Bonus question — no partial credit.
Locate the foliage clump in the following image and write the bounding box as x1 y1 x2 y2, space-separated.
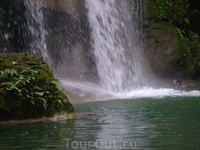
147 0 194 26
0 53 74 121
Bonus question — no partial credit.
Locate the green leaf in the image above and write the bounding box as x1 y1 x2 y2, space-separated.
43 103 47 109
35 92 44 96
57 100 63 105
30 100 35 105
33 86 42 91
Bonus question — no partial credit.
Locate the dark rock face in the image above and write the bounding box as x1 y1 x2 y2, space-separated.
0 0 30 53
0 53 74 121
144 21 183 78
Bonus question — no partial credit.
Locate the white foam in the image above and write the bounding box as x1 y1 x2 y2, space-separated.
114 87 200 99
61 80 200 100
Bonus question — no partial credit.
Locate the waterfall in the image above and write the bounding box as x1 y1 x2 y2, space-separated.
24 0 152 93
0 0 199 101
24 0 94 83
86 0 151 92
24 0 49 62
0 0 152 96
1 0 200 101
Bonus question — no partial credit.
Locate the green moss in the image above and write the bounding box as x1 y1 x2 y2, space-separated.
0 53 74 121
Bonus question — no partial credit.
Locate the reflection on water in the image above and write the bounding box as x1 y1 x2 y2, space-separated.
0 97 200 149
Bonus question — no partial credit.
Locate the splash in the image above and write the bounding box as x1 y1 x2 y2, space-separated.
115 87 200 99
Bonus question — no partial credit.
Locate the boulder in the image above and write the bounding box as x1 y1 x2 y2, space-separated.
0 53 74 121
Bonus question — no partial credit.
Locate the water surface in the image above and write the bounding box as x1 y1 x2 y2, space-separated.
0 97 200 149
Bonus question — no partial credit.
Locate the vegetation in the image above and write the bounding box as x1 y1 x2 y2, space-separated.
0 53 74 121
146 0 200 78
147 0 193 25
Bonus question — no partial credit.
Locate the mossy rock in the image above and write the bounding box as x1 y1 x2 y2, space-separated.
0 53 74 121
0 52 49 72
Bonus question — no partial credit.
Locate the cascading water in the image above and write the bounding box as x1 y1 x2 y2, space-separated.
24 0 95 83
24 0 49 62
61 0 200 100
1 0 200 101
24 0 151 92
86 0 151 92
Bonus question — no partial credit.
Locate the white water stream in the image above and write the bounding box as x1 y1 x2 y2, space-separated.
86 0 150 92
24 0 49 62
24 0 200 101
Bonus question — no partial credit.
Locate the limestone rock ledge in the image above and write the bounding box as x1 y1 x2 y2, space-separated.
0 53 74 122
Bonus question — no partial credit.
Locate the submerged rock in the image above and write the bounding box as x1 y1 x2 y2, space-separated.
0 53 74 121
